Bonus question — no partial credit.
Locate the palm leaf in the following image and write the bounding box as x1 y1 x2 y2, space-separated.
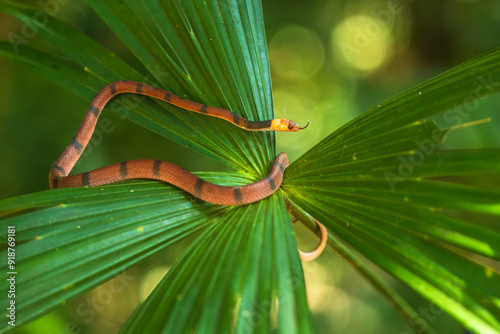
0 0 311 333
284 49 500 333
120 195 311 334
0 175 311 333
0 0 274 172
0 0 499 333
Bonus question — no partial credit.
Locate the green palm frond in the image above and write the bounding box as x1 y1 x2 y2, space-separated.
0 0 499 333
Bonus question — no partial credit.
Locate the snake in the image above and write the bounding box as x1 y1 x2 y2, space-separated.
49 80 327 261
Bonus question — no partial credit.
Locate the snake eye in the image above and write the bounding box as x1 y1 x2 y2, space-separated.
288 123 294 130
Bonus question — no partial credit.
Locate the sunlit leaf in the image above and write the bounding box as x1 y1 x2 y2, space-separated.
0 0 275 173
284 49 500 333
0 0 311 333
1 0 499 333
121 195 312 334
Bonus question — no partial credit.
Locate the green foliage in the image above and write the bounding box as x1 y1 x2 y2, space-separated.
0 0 499 333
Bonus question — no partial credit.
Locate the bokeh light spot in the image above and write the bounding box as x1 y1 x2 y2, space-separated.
332 15 393 72
269 25 325 81
140 266 170 301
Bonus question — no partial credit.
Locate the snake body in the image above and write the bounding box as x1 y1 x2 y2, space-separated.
51 156 289 206
49 81 326 260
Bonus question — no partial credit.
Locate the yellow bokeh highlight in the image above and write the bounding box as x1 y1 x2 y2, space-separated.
139 266 170 301
332 15 393 72
269 25 325 81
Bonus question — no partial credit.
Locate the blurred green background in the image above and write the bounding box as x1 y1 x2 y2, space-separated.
1 0 499 333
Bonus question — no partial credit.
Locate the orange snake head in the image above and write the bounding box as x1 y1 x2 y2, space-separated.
271 119 309 131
